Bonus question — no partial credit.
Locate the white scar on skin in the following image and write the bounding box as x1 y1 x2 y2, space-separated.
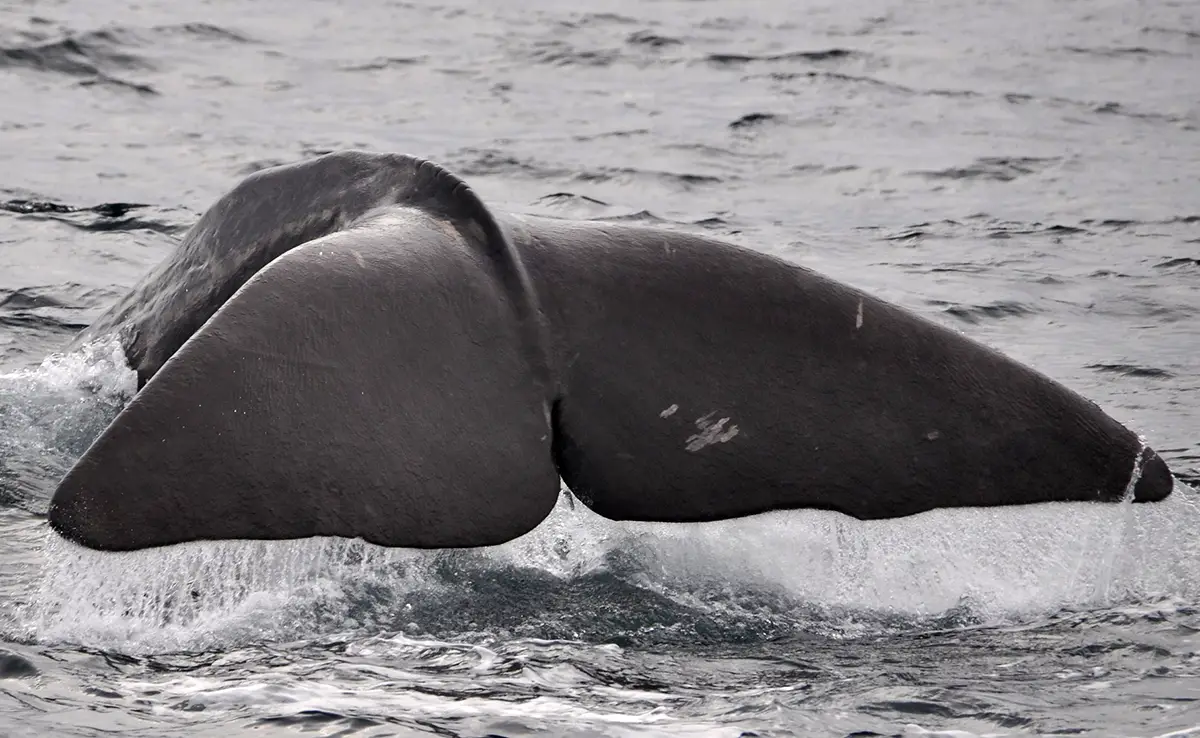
686 412 740 452
856 299 864 329
660 404 679 418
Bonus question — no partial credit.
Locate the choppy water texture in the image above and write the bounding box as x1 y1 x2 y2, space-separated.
0 0 1198 735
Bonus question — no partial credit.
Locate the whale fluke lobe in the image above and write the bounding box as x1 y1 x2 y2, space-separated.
516 217 1172 523
50 210 560 551
47 151 1174 552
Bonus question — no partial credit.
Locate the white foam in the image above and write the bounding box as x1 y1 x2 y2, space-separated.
26 478 1200 651
0 336 136 397
117 671 729 737
0 337 137 506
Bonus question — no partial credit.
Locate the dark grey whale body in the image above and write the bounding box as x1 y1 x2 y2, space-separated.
47 151 1175 551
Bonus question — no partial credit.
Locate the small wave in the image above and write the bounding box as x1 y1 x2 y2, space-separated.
661 142 773 163
1 284 121 313
592 210 666 225
1142 26 1200 41
575 167 723 190
768 70 980 100
0 650 37 678
570 128 651 143
447 149 570 179
871 218 1093 244
1 200 143 217
929 299 1038 324
1093 101 1191 125
1155 257 1200 270
1041 223 1088 235
981 222 1090 240
1089 295 1197 322
0 22 251 94
1081 218 1138 228
77 75 158 95
692 216 730 229
528 41 621 67
626 30 682 49
528 192 623 220
883 229 928 242
1 198 185 235
1064 45 1182 58
0 286 113 338
0 289 66 311
0 314 88 333
860 699 1029 727
133 645 736 737
928 264 991 275
535 192 609 207
913 157 1061 183
561 12 639 28
705 48 859 65
0 29 150 76
792 163 860 177
1086 364 1175 379
154 22 255 44
256 712 380 731
0 26 161 94
338 56 425 72
729 112 781 130
1002 90 1194 127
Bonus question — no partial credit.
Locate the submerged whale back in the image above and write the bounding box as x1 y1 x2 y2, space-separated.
47 151 1173 552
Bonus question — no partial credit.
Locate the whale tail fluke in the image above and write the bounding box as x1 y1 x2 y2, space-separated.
46 151 1173 552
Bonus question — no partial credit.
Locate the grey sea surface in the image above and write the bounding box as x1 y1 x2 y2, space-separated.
1 0 1198 735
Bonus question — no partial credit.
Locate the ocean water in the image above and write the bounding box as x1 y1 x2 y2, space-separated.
1 0 1198 735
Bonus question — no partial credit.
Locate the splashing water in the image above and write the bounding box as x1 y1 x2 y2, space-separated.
0 337 136 510
28 481 1200 653
3 344 1198 654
